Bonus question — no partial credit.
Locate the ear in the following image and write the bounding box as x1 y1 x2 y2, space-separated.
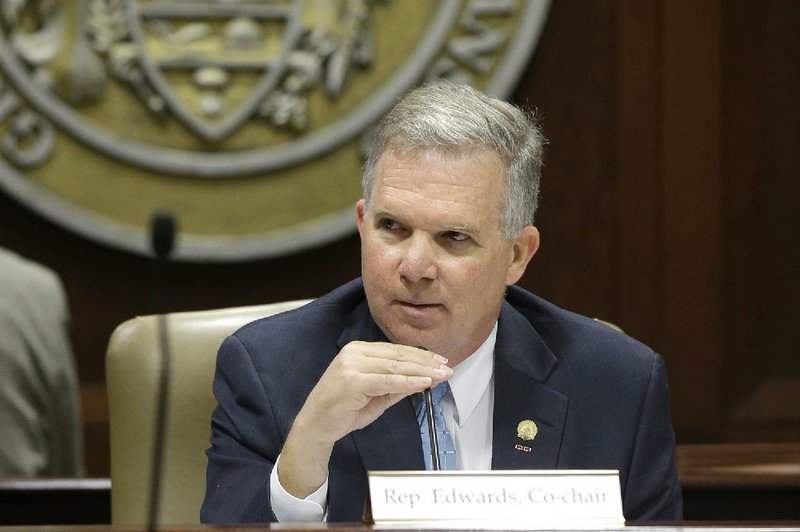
505 225 540 285
355 199 367 238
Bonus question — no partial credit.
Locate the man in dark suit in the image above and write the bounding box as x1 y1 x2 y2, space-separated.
201 81 682 524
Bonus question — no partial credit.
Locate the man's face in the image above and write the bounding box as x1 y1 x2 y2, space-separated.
356 149 539 365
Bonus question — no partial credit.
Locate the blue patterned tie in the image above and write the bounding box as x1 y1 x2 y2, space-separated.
417 382 458 470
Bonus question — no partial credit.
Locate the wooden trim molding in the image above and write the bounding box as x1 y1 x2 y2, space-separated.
677 443 800 488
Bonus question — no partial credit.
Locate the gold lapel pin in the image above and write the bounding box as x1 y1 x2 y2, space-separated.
516 419 538 441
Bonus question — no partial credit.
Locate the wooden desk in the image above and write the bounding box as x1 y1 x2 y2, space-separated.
2 443 798 526
0 478 110 526
677 443 800 521
677 443 800 488
1 524 800 531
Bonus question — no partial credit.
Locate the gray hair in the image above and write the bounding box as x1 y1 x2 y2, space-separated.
362 80 546 239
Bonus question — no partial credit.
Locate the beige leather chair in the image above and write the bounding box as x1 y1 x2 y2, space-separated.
106 299 311 526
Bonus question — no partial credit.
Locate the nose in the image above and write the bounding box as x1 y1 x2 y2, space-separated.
398 234 438 283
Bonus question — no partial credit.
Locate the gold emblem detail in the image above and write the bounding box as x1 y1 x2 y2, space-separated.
516 420 538 441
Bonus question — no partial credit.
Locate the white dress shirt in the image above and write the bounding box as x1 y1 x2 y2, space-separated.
270 324 498 522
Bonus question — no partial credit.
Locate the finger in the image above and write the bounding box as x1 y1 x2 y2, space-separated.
359 390 421 423
352 356 452 379
360 373 434 397
348 341 448 367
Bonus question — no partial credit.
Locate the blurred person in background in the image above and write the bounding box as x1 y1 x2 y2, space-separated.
0 247 84 477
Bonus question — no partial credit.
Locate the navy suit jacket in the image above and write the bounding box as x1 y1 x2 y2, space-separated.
201 279 682 524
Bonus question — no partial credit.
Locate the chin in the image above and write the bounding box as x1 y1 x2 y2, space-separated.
383 324 439 349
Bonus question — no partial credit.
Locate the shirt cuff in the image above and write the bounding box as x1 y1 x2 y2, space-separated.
269 453 328 522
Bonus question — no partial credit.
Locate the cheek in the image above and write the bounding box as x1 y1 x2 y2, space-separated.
456 259 511 301
361 240 395 280
448 261 492 296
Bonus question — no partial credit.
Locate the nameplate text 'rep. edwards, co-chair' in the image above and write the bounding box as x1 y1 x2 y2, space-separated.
106 299 311 526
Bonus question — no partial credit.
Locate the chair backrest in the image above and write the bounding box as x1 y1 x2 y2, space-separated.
106 299 311 526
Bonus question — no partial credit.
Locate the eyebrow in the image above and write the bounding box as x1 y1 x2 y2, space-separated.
444 223 478 235
373 207 398 219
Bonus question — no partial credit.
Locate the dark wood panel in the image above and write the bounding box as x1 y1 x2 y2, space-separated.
722 0 800 440
723 0 768 435
659 0 727 441
512 0 619 320
615 0 662 344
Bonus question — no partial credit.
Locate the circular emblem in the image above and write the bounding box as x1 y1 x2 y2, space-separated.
516 419 538 441
0 0 550 261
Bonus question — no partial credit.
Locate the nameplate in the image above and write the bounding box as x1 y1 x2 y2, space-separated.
367 470 624 529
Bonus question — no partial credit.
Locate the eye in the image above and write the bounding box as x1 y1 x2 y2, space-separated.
379 218 402 231
444 230 469 242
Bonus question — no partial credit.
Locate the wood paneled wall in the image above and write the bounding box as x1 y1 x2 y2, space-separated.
0 0 797 476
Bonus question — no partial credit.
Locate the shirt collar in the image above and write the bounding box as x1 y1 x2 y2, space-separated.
448 322 497 428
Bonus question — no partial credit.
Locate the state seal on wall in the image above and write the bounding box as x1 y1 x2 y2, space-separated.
0 0 550 261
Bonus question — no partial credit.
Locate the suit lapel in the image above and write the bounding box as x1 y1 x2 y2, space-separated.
352 399 424 471
491 302 568 470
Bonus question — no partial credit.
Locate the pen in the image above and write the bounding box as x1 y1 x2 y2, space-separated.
424 387 441 470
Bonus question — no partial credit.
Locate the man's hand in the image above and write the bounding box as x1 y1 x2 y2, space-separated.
278 341 452 498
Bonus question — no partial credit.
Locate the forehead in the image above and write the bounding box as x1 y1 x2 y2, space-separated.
373 148 506 194
370 148 506 227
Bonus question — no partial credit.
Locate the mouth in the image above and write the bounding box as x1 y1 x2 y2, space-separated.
395 300 444 313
